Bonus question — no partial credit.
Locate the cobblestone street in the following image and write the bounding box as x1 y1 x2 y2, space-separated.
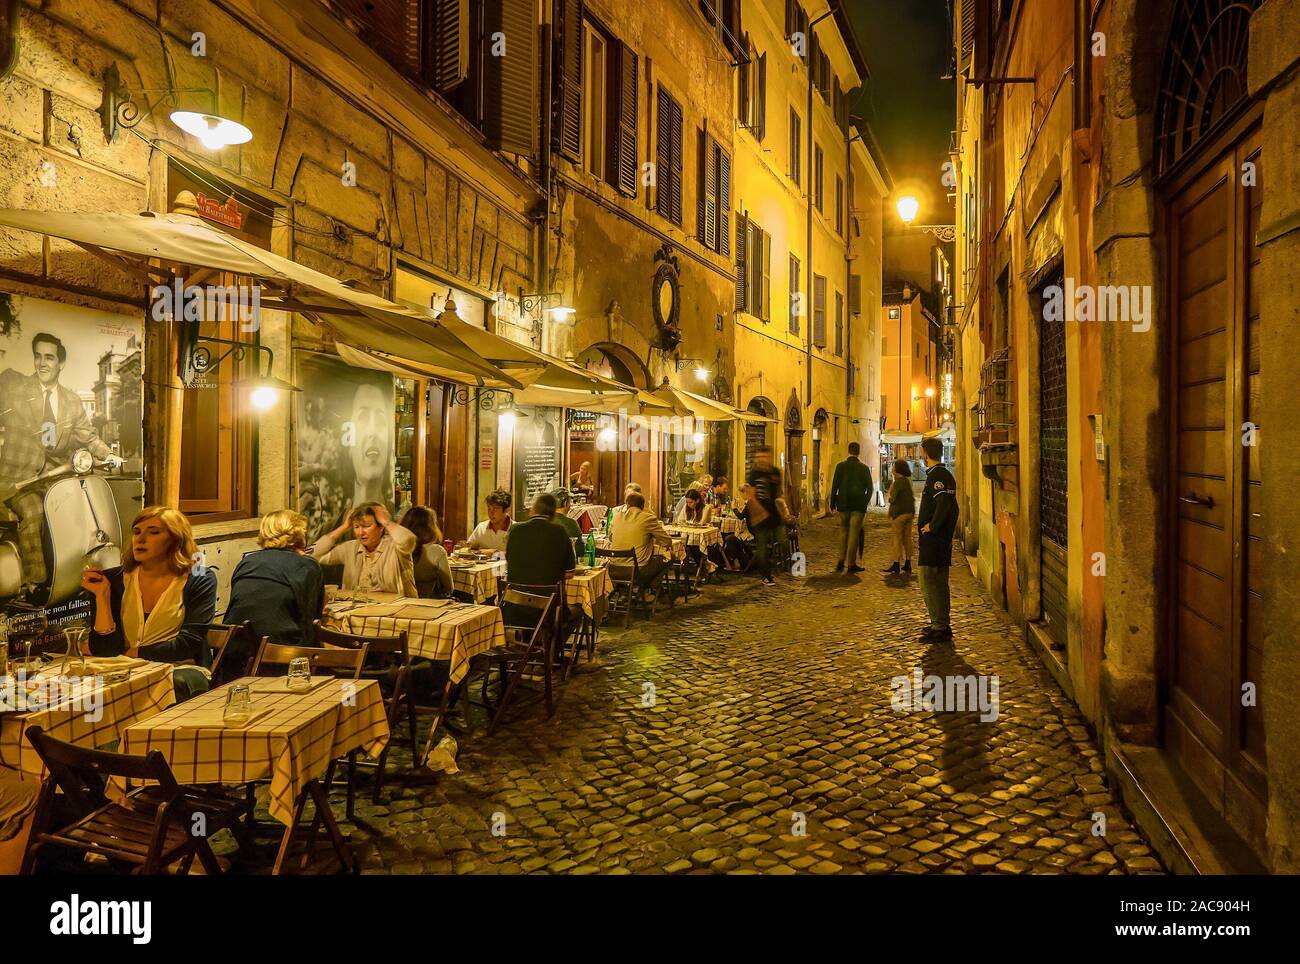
337 513 1163 875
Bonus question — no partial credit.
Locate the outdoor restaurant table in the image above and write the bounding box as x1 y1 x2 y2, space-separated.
595 535 687 562
665 523 722 550
568 504 608 533
117 675 389 873
450 557 507 602
323 596 505 685
0 657 174 779
566 565 613 619
718 515 752 539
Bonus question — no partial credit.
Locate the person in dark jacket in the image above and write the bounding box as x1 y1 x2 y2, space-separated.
745 447 785 586
80 506 217 701
883 459 916 575
916 437 958 643
829 441 874 573
504 492 576 628
224 509 325 666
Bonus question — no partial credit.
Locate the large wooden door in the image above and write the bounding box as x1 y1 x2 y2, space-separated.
1166 121 1265 840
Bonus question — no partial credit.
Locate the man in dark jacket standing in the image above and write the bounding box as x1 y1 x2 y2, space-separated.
745 446 785 586
829 441 873 573
916 437 958 644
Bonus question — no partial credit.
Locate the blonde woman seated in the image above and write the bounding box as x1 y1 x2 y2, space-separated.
224 509 324 649
310 502 417 597
81 506 217 701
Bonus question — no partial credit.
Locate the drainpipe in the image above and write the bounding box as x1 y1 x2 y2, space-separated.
806 8 834 409
1 0 20 81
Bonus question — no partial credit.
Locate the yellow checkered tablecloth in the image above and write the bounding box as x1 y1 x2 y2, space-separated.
1 658 174 779
718 515 752 539
666 524 722 549
118 677 389 826
451 559 507 602
324 598 505 683
566 567 612 619
594 536 686 562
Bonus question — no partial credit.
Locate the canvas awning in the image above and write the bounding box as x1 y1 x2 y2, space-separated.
0 208 521 388
881 431 923 445
648 383 775 423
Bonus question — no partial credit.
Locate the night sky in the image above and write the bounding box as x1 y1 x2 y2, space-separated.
843 0 956 220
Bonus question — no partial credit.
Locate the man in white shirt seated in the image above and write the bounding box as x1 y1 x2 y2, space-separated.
467 489 512 553
608 491 673 587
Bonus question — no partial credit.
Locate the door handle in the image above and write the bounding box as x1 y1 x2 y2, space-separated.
1180 492 1215 509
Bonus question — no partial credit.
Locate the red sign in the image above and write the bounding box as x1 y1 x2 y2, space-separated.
194 192 244 229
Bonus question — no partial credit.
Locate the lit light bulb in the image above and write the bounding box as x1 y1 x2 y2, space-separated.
597 427 617 445
896 195 920 225
925 387 936 397
170 111 253 150
693 432 706 445
694 367 710 383
498 411 516 432
250 385 278 411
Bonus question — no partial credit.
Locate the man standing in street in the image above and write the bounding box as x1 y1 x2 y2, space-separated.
916 436 958 644
829 441 873 573
745 446 785 587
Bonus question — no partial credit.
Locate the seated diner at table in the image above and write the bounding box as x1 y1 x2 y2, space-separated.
401 504 454 598
708 476 730 509
608 491 673 588
673 487 714 526
310 501 417 597
224 509 324 652
467 489 512 552
504 492 577 627
81 506 217 702
569 460 595 495
551 488 584 545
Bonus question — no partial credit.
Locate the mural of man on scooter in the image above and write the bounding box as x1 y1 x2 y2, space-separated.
0 329 126 607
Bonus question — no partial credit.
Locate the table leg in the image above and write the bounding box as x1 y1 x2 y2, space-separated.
271 788 310 875
307 778 358 874
420 680 454 767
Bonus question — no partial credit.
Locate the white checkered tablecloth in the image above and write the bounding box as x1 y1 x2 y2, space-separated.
718 515 752 540
666 524 722 550
566 567 612 619
451 559 507 602
1 658 175 779
324 597 506 684
117 677 389 826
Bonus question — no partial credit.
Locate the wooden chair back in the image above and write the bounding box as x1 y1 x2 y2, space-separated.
24 725 179 815
252 639 368 679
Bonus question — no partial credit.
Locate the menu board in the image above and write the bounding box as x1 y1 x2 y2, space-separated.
513 406 562 508
569 410 598 442
744 421 768 473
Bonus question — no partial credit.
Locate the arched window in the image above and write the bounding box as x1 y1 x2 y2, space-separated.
1154 0 1261 176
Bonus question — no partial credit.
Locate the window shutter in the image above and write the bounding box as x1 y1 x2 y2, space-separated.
809 29 818 71
814 275 827 346
669 95 684 225
959 0 976 71
724 0 742 59
614 42 638 198
849 273 862 314
696 128 708 245
699 0 718 25
761 230 772 322
835 291 844 355
749 222 762 318
483 0 538 155
756 53 767 140
427 0 469 89
555 0 583 161
785 0 794 39
656 87 672 220
738 43 750 128
705 137 718 250
735 212 748 311
718 149 731 259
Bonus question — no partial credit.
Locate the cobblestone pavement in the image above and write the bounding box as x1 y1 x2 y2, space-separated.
324 512 1164 875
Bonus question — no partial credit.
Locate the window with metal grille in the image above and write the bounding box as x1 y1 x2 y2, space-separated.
789 109 801 185
1038 274 1069 549
788 254 800 334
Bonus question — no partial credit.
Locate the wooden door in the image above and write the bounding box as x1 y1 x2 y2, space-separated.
1166 121 1265 836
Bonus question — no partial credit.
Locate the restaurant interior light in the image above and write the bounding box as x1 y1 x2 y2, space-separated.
498 411 516 432
896 195 920 225
549 305 575 321
170 111 253 150
925 387 936 397
239 373 299 412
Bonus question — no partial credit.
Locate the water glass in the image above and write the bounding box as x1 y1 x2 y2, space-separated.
224 683 252 723
287 656 312 691
324 585 340 606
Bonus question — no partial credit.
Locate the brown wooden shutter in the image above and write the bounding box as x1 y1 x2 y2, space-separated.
959 0 976 71
724 0 742 59
761 229 771 322
814 274 827 346
613 41 638 197
700 0 718 25
656 87 672 220
333 0 420 74
737 47 750 127
734 212 748 311
718 149 731 259
696 128 708 245
483 0 538 155
428 0 469 90
669 95 684 225
756 52 766 140
785 0 794 38
849 273 862 314
705 137 718 249
555 0 583 161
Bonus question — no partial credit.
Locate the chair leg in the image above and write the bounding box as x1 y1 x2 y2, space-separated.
272 789 311 876
194 837 224 876
542 633 554 719
307 779 356 874
348 749 359 816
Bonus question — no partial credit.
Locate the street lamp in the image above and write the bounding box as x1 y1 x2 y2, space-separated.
896 195 920 225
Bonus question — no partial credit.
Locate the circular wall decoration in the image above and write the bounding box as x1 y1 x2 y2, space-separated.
651 247 682 352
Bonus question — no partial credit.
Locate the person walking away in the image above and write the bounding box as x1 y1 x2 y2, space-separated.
829 441 873 573
916 437 958 643
745 446 785 587
882 460 916 574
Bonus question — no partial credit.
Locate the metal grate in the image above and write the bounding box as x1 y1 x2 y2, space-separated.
1154 0 1261 176
977 347 1015 435
1038 289 1069 549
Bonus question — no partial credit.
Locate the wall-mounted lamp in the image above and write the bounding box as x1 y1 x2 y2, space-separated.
496 287 572 320
177 325 297 410
100 62 252 150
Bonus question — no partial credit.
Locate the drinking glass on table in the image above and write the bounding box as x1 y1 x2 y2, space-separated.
287 656 312 691
224 683 252 723
62 625 89 676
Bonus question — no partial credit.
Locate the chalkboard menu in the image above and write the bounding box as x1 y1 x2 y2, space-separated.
513 406 563 506
744 421 768 473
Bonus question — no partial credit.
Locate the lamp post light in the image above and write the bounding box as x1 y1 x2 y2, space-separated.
896 195 920 225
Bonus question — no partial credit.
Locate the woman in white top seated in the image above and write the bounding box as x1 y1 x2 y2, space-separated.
467 489 512 552
400 505 453 598
673 487 714 525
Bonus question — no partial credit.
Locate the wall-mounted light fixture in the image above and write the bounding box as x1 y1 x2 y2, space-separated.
177 326 296 410
100 62 252 150
495 287 573 320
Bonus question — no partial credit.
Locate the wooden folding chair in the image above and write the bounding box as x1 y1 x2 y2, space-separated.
198 622 254 685
313 622 415 806
20 726 245 876
487 587 559 735
597 547 668 625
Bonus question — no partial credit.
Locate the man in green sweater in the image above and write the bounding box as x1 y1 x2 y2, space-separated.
829 441 874 573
